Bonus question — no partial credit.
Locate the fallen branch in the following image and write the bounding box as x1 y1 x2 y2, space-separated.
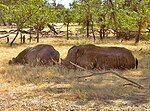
0 30 8 34
9 29 17 34
0 34 9 43
122 83 141 88
0 34 9 39
70 62 144 89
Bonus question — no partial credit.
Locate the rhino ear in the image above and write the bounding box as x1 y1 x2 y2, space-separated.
60 58 63 62
76 48 84 58
76 49 80 58
8 60 12 64
12 57 16 60
68 45 77 53
60 58 64 64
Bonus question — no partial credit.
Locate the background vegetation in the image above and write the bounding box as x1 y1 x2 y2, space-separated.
0 0 150 44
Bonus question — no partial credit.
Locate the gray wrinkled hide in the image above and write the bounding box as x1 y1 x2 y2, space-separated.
9 44 60 65
62 44 137 70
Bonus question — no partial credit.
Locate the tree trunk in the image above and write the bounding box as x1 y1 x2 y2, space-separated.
10 31 19 46
102 28 105 38
90 15 95 41
86 2 90 38
29 27 32 42
100 28 103 39
6 37 9 43
86 19 90 38
108 0 119 39
135 1 143 44
20 33 23 43
115 29 119 39
23 35 25 44
29 34 32 42
102 24 106 38
37 29 39 43
135 21 142 44
67 23 69 40
100 24 105 39
10 30 19 46
0 16 6 26
91 26 95 41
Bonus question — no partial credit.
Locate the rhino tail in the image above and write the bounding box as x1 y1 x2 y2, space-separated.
136 58 138 69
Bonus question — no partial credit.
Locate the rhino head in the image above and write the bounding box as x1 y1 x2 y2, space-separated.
8 57 17 64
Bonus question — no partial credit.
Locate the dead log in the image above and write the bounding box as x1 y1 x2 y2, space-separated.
47 24 58 35
0 34 9 43
70 62 144 89
20 29 35 34
9 29 17 34
0 30 8 34
0 34 9 39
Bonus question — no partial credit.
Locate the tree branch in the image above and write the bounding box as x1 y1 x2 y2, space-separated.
70 62 144 89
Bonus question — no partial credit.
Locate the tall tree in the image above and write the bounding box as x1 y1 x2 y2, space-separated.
63 9 74 40
0 3 8 25
3 0 54 45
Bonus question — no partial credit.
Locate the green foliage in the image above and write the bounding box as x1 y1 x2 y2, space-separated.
3 0 55 29
1 0 149 42
63 9 73 25
0 4 8 9
28 0 53 29
4 0 35 28
118 9 138 30
117 0 150 31
142 33 150 40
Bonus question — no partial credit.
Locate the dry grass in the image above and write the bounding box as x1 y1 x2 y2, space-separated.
0 26 150 110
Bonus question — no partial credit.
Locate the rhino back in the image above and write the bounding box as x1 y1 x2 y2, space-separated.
95 47 136 70
37 46 60 64
25 44 59 65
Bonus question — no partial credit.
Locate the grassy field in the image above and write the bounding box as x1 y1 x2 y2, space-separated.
0 26 150 110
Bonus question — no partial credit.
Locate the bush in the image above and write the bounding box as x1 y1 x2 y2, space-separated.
142 33 150 40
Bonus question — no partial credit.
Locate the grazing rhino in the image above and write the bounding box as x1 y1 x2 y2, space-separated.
8 47 32 64
61 44 138 70
9 44 60 65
